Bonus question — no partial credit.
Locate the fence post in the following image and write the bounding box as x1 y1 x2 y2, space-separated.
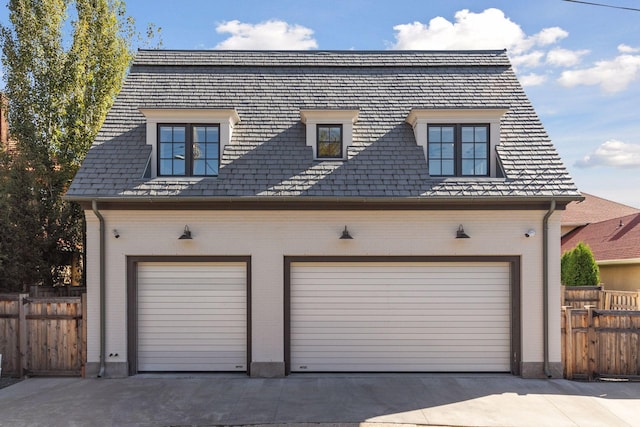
17 293 28 379
585 305 597 381
81 293 87 378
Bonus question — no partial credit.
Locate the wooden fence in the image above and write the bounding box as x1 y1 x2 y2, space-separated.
562 286 639 310
562 306 640 380
0 294 86 377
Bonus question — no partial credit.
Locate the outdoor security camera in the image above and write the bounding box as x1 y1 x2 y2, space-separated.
113 229 120 239
525 229 536 238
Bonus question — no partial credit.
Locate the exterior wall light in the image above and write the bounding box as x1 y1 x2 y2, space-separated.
456 224 470 239
179 225 192 240
339 225 353 240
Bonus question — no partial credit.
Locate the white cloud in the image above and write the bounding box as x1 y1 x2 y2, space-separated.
618 44 640 53
519 73 548 87
215 20 317 50
558 54 640 93
392 8 567 55
575 140 640 168
510 51 545 68
546 48 589 67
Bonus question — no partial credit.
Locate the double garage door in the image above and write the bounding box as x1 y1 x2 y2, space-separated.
289 261 512 372
136 261 247 372
134 259 513 373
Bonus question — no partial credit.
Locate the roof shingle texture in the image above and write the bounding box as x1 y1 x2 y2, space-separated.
67 50 580 200
562 213 640 261
562 193 640 226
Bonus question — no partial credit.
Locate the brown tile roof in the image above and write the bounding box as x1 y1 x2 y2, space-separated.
561 212 640 261
561 192 640 226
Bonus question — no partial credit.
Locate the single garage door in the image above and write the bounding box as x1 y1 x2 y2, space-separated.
290 261 511 372
137 261 247 372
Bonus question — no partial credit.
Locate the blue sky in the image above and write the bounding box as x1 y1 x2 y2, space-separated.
2 0 640 207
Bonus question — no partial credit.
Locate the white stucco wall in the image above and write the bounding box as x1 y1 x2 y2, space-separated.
84 208 562 374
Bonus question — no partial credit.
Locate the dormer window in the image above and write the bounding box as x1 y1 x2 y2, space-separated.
317 124 342 159
406 109 506 178
158 124 219 176
301 110 358 160
140 109 239 178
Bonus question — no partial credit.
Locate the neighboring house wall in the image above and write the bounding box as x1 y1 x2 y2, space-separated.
599 263 640 292
84 208 563 378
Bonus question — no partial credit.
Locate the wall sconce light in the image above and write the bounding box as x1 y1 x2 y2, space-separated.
112 229 120 239
456 224 470 239
339 225 353 240
178 225 192 240
525 229 536 238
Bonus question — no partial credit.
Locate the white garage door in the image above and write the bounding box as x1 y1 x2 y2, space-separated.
290 262 511 372
137 262 247 372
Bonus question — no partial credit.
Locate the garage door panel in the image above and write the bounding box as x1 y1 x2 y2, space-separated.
137 261 247 372
291 262 511 372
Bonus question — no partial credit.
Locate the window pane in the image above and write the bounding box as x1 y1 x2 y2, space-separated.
428 127 441 142
160 142 172 158
194 127 206 143
205 159 219 175
318 141 341 158
441 160 454 175
461 127 474 143
173 143 185 159
428 143 441 157
205 143 219 159
475 143 487 158
429 160 441 176
330 127 341 143
441 142 454 158
173 159 185 175
192 143 202 160
173 127 185 142
206 127 219 142
441 127 454 143
193 159 205 175
475 159 487 175
318 127 329 142
462 159 475 175
160 159 173 175
160 127 173 143
462 143 474 159
475 126 487 142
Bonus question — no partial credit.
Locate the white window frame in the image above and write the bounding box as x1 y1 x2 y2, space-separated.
300 110 359 160
406 109 507 178
140 109 240 178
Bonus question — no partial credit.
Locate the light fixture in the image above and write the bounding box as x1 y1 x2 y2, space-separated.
456 224 470 239
339 225 353 240
112 229 120 239
178 225 192 240
525 229 536 238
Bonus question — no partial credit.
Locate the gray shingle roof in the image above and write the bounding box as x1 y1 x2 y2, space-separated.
66 50 580 202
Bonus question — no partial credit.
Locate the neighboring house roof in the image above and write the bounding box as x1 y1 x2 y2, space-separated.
562 213 640 262
66 49 580 203
562 192 640 227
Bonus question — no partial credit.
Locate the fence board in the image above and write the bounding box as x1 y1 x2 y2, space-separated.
0 294 84 377
562 307 640 380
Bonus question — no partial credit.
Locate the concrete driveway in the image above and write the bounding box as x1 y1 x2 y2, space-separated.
0 374 638 427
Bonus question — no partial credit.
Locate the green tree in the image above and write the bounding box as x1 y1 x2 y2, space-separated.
0 0 134 291
561 242 600 286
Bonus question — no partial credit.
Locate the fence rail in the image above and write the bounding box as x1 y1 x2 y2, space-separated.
0 294 85 377
562 286 639 310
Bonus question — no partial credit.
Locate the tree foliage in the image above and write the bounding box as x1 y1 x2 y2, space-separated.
0 0 134 292
561 242 600 287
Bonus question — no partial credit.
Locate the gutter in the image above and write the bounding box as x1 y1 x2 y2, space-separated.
542 199 556 378
91 200 107 378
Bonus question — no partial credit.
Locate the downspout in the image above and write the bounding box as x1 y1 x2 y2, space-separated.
542 199 556 378
92 200 106 378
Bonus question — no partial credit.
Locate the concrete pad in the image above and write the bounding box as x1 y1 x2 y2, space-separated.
0 374 639 427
